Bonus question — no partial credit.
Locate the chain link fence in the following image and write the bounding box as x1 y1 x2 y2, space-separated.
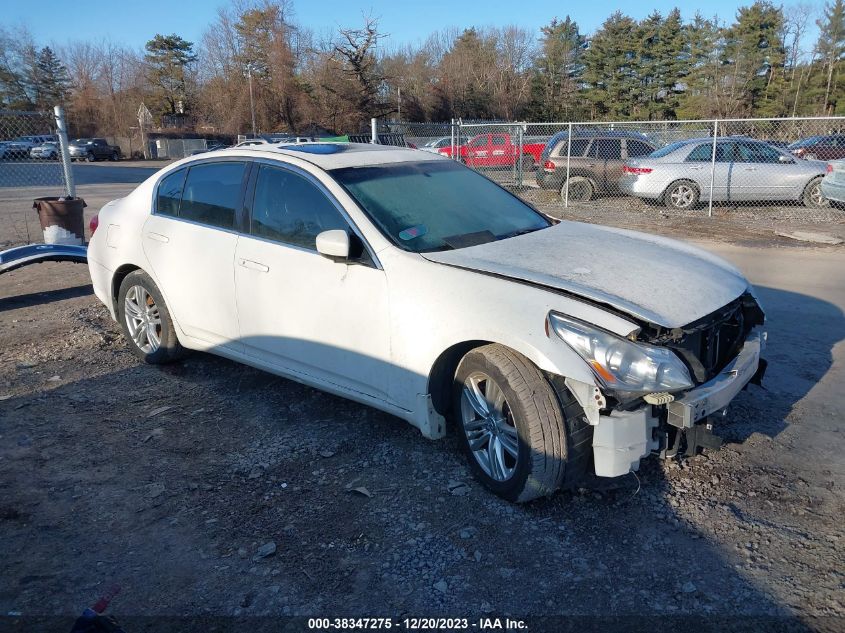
0 109 74 247
384 117 845 224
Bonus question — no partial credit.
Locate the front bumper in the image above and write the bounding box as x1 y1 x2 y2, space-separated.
667 327 765 428
591 327 765 477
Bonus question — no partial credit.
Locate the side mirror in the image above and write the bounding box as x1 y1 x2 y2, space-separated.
779 155 793 163
316 229 350 261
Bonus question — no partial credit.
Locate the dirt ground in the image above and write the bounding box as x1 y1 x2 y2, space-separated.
1 164 844 631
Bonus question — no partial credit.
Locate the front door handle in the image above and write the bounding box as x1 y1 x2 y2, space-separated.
145 232 169 243
744 167 757 171
238 258 269 273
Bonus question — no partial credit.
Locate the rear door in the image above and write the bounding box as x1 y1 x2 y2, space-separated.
588 138 623 193
465 134 490 167
489 134 510 167
683 142 733 201
142 160 248 351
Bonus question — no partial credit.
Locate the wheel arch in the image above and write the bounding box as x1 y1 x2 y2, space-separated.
427 340 492 416
660 177 700 202
111 263 142 312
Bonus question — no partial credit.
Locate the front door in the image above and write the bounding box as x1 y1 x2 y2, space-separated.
142 160 247 351
234 163 391 401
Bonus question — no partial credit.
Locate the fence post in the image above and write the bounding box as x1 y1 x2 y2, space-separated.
371 118 378 144
708 119 718 218
450 118 455 160
517 123 524 188
564 122 573 208
53 105 75 198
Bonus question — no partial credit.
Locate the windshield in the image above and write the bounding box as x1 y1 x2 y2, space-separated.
331 161 550 253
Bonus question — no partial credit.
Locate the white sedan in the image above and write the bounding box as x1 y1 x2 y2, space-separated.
87 143 767 502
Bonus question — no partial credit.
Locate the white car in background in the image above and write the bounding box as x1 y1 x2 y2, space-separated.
86 143 767 502
30 141 60 160
820 160 845 206
419 136 469 154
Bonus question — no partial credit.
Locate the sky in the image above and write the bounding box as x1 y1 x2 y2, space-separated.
4 0 821 51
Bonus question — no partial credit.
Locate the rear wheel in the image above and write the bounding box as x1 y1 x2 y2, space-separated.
453 344 591 503
86 152 96 162
664 180 700 210
520 154 535 171
561 176 594 202
110 151 119 161
802 176 829 208
117 270 185 364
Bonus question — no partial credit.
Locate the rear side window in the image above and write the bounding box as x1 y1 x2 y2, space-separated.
555 138 589 157
627 140 653 157
590 139 622 160
156 169 186 217
251 165 348 250
685 143 733 163
179 162 246 230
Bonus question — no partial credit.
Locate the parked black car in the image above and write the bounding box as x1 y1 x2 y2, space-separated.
69 138 121 162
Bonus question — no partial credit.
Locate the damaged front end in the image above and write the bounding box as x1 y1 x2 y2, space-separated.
556 292 767 478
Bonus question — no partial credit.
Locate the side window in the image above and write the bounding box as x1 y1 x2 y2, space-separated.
686 143 733 163
156 168 186 217
491 136 506 146
557 138 589 157
251 165 348 250
627 140 653 157
468 136 486 147
179 162 246 230
736 142 781 163
591 139 622 160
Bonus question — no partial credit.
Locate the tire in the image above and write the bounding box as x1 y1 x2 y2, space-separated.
520 154 535 171
452 344 591 503
110 151 118 161
86 152 96 162
802 176 830 208
664 179 700 210
561 176 594 202
117 270 185 364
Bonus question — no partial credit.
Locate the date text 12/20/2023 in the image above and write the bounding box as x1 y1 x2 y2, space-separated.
306 617 529 630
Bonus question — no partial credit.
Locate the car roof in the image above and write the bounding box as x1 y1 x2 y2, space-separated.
212 142 441 170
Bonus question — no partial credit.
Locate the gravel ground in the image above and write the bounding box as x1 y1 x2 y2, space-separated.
0 165 844 631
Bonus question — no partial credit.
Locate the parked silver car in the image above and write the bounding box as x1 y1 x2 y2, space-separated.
820 160 845 206
29 141 59 160
620 138 828 209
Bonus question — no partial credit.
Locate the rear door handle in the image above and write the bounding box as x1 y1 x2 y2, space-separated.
145 232 169 243
689 166 703 171
238 258 269 273
744 167 757 171
586 163 596 167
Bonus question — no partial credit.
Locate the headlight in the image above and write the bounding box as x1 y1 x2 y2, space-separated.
549 313 694 394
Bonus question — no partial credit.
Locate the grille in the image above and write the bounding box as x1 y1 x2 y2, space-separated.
646 295 762 385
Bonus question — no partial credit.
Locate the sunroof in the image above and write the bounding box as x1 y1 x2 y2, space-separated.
278 143 350 154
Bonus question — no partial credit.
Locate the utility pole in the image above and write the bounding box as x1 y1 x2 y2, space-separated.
247 64 257 137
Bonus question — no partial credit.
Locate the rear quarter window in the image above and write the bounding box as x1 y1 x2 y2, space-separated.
156 169 187 217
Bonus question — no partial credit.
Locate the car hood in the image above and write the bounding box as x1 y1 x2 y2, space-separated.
422 221 749 328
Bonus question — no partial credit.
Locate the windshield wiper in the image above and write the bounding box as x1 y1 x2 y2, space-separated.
497 226 546 241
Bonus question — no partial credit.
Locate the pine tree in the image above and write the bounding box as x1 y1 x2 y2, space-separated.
529 16 585 120
31 46 71 108
581 11 640 119
676 13 722 118
721 1 786 116
816 0 845 114
144 34 197 116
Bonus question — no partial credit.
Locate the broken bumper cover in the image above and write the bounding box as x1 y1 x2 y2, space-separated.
590 327 765 478
667 327 765 429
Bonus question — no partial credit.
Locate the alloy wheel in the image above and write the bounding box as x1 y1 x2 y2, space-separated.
124 285 162 353
460 371 519 481
670 184 695 208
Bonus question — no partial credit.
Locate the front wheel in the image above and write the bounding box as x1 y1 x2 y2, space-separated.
86 152 96 162
110 151 119 161
802 176 830 208
453 344 591 503
117 270 185 364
